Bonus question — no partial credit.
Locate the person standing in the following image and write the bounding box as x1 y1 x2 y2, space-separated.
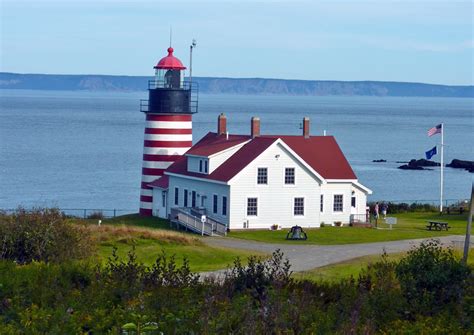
381 202 388 219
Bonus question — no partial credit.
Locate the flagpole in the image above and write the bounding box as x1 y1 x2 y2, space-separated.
440 123 444 213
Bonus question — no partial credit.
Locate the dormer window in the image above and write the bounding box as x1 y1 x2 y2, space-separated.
199 160 203 172
204 160 208 173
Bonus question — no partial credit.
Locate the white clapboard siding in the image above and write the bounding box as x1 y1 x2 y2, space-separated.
229 142 322 229
166 175 230 226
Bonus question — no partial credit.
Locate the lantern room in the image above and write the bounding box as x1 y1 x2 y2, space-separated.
153 47 186 89
140 46 198 115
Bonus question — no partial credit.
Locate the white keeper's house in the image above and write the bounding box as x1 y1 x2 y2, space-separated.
148 114 372 232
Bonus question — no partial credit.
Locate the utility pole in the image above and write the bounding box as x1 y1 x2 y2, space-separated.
462 182 473 264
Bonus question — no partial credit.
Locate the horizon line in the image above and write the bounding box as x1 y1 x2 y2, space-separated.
1 71 473 88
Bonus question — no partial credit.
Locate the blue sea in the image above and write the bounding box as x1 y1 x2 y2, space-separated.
0 90 472 213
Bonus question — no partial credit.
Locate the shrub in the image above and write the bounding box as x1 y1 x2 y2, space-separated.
224 249 292 300
395 239 471 314
367 202 438 213
0 207 94 264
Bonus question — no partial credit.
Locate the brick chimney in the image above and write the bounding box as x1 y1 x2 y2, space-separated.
251 117 260 138
303 117 310 138
217 113 227 135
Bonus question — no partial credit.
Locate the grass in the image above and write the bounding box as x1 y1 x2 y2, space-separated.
228 212 470 245
85 224 262 272
294 253 405 282
101 214 173 230
294 248 474 282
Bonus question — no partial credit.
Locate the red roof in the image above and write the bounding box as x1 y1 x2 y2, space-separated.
148 175 169 189
186 132 250 157
267 136 357 180
154 47 186 70
164 132 357 182
166 136 276 182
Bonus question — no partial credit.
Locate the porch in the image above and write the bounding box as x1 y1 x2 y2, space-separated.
170 207 227 236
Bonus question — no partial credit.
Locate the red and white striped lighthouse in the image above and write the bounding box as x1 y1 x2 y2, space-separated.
139 47 197 216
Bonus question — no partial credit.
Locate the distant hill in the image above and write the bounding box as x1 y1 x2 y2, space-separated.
1 72 473 97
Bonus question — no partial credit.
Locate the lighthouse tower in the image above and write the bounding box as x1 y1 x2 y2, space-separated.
139 47 197 216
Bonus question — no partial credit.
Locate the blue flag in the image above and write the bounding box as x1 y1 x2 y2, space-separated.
425 146 437 160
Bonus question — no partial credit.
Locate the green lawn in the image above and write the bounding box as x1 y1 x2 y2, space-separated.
294 248 474 282
88 223 262 272
228 212 469 245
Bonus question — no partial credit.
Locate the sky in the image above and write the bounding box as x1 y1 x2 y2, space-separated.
1 0 473 85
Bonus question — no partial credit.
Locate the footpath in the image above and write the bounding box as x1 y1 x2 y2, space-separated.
202 235 466 274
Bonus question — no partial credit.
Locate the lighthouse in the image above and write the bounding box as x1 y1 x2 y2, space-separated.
139 47 198 216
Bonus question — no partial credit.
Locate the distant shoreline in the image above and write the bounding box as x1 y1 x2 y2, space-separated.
1 72 473 97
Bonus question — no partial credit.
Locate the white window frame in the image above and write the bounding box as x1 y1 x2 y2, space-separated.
351 196 356 208
293 197 305 217
320 194 324 213
204 160 208 173
333 194 343 213
246 197 258 217
257 167 268 185
284 167 296 186
199 160 203 172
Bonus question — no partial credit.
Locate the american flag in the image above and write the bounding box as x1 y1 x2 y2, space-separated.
427 124 442 137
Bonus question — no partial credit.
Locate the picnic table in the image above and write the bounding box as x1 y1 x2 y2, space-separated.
426 221 450 231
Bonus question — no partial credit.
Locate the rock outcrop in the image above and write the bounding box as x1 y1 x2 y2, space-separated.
398 159 440 170
446 159 474 173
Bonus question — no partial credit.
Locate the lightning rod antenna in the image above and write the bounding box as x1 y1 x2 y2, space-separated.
169 26 172 47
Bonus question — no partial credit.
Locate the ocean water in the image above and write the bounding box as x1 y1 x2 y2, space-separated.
0 89 472 212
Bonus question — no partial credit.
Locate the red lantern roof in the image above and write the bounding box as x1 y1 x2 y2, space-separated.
154 47 186 70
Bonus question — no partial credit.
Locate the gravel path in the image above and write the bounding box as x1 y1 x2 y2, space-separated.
202 235 467 274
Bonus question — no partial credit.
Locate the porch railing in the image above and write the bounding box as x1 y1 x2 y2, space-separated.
170 207 226 236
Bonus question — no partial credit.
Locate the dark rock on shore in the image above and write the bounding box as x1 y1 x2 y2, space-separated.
398 159 440 170
373 159 387 163
398 164 425 170
446 159 474 173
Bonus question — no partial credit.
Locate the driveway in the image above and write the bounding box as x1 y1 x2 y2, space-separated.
203 235 467 273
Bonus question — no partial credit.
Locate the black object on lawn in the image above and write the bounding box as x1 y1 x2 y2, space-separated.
286 225 308 240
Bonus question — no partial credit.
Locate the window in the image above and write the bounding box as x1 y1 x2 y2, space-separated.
162 192 166 207
192 191 196 207
213 195 218 214
184 189 188 207
320 194 324 212
257 168 268 184
222 196 227 216
351 196 356 207
333 194 343 212
285 168 295 184
174 187 179 205
204 160 208 173
294 197 304 216
247 198 258 216
199 160 203 172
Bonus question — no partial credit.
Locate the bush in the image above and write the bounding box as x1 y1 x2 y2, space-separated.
0 207 94 264
396 239 471 313
87 211 105 220
367 202 438 214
